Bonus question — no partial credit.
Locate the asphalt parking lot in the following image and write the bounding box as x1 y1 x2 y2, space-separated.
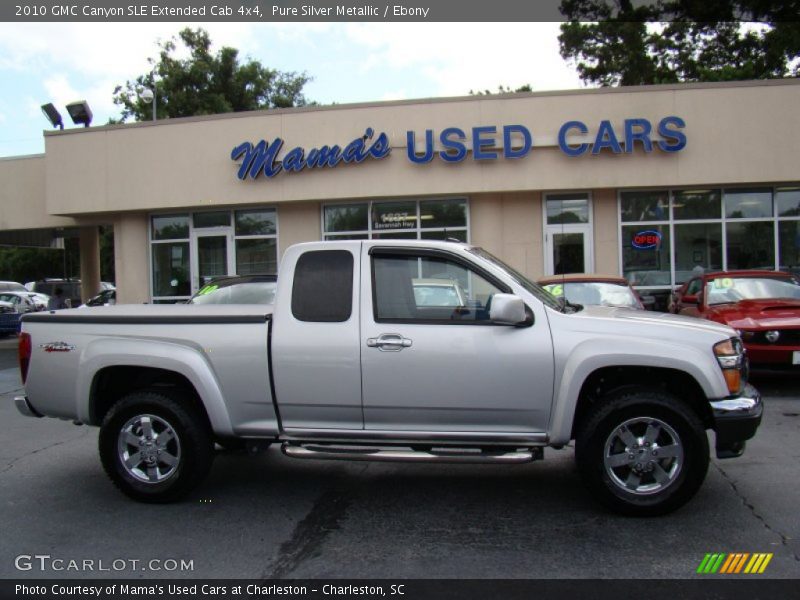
0 335 798 580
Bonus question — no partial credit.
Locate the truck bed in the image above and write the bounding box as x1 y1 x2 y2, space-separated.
21 304 277 437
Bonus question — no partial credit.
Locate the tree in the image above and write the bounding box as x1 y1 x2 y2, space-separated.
559 1 800 86
113 28 311 122
469 84 533 95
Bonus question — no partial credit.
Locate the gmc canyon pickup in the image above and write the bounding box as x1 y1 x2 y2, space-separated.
15 240 762 515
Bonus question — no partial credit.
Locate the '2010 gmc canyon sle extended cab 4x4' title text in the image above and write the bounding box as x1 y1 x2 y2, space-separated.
15 240 762 515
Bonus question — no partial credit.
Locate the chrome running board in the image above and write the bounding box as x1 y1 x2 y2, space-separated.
281 443 542 464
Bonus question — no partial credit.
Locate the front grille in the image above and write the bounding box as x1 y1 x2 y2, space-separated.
748 330 800 345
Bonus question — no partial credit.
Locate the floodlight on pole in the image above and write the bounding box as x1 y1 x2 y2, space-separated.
65 101 93 127
41 103 64 130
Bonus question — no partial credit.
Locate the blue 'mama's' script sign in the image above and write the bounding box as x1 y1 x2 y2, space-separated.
232 127 391 180
232 117 687 181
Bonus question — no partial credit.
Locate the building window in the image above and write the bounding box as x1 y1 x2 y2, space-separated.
150 208 277 302
619 186 800 292
323 198 468 242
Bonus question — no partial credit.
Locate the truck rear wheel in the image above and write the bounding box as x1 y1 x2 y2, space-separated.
99 391 214 503
575 387 709 516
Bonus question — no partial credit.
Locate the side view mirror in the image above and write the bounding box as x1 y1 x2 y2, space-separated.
489 294 529 326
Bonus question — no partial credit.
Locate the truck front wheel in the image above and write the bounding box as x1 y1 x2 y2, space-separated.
575 388 709 516
99 391 214 503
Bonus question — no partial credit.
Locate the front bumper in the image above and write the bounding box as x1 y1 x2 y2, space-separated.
710 384 762 459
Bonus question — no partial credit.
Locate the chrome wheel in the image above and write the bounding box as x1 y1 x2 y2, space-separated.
603 417 684 496
117 414 181 484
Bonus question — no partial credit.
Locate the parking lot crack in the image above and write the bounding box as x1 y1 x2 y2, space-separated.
713 462 800 562
0 429 90 475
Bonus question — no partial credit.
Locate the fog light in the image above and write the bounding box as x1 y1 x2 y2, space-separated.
765 330 780 343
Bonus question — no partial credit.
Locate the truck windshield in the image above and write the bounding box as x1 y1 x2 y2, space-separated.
468 247 564 312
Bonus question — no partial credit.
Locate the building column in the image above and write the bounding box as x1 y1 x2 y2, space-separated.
113 214 150 304
78 226 101 302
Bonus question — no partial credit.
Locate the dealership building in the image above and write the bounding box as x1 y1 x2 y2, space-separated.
0 78 798 306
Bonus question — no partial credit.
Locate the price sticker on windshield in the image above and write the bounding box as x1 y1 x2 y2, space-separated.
712 278 734 289
198 284 218 296
543 284 563 296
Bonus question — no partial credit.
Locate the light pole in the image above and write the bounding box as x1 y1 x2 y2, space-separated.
138 65 157 121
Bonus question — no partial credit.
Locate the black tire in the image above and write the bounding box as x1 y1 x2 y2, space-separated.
575 387 709 517
99 391 214 503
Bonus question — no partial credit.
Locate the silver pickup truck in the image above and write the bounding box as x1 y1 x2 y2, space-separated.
15 240 762 515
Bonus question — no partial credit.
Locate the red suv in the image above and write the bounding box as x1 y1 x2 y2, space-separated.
670 270 800 367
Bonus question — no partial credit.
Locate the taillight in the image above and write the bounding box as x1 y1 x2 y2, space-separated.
18 332 31 384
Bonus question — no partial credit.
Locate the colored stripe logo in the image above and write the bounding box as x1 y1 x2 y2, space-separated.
697 553 773 574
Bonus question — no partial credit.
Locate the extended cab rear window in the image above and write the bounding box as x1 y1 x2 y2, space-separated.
291 250 353 322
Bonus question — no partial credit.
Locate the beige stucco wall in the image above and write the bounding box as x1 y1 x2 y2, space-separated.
277 201 321 259
113 213 149 304
592 189 620 275
0 155 76 230
470 192 543 279
36 79 800 220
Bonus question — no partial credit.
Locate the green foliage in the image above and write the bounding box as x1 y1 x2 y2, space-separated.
113 28 311 122
469 84 533 96
0 227 114 285
0 245 76 283
559 2 800 86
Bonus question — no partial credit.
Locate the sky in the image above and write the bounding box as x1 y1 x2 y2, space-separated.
0 22 585 158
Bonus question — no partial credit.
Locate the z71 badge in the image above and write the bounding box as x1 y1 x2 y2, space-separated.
40 342 75 353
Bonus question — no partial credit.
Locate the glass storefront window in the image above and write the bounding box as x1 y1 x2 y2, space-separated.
553 233 585 274
673 224 722 283
673 190 721 220
235 238 277 275
779 221 800 272
193 211 230 228
726 222 775 269
421 229 468 242
152 242 190 296
235 209 277 236
620 191 668 222
152 208 277 301
372 231 417 239
724 189 773 219
324 234 369 241
372 201 417 231
152 215 189 240
324 198 468 241
622 225 671 286
777 188 800 217
546 194 589 224
324 204 369 233
420 198 467 228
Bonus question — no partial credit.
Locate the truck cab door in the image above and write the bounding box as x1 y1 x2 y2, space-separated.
271 243 363 430
360 245 554 434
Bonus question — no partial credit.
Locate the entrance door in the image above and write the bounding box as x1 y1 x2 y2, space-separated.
544 193 593 275
190 229 235 294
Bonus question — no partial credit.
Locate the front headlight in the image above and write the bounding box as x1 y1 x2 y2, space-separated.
714 338 745 394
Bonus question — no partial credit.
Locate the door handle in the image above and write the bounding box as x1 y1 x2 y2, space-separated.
367 333 413 351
